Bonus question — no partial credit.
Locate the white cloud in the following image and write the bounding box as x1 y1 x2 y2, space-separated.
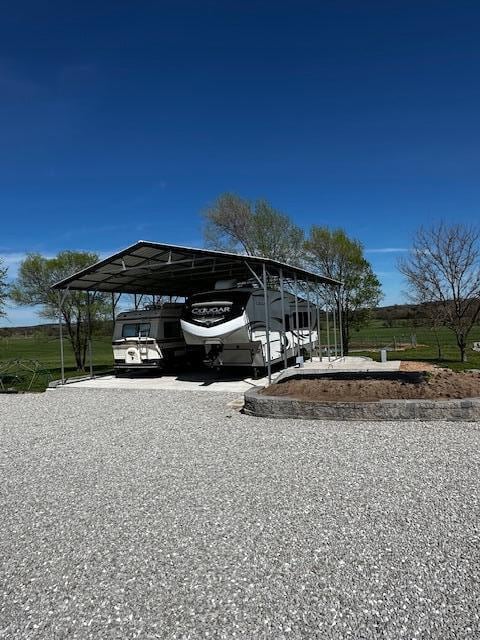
1 252 28 281
365 247 408 254
1 252 27 268
1 249 112 274
0 251 58 281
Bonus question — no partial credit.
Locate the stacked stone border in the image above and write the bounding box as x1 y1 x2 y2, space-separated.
244 386 480 421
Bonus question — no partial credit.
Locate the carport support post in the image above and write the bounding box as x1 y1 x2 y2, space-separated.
57 291 65 384
279 268 288 369
87 291 93 379
333 302 338 358
326 305 331 361
294 273 300 358
338 285 344 358
111 293 116 332
316 292 322 362
262 263 272 385
306 278 312 361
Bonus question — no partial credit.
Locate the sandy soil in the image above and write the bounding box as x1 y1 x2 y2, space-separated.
399 360 437 372
263 369 480 402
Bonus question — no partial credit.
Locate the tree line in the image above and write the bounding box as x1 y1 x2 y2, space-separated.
1 194 480 367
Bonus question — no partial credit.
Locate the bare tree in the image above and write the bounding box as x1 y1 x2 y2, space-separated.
203 193 305 264
203 193 254 254
399 223 480 362
0 258 7 318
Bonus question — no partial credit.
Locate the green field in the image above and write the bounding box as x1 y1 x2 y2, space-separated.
1 320 480 392
0 334 113 391
348 320 480 371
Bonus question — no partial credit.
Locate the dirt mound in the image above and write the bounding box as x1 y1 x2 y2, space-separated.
263 369 480 403
399 360 437 372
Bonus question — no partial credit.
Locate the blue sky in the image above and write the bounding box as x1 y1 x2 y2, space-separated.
1 1 479 326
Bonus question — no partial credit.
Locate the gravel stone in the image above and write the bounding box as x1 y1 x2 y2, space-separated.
1 389 479 639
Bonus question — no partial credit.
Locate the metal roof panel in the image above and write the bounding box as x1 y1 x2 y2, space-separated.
51 240 342 294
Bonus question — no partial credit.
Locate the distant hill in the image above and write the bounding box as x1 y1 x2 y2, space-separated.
0 321 112 338
0 323 59 338
373 302 426 318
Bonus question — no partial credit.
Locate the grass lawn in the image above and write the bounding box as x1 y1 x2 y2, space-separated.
350 322 480 371
0 334 113 391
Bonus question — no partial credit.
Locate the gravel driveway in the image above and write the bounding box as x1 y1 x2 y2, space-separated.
1 389 479 639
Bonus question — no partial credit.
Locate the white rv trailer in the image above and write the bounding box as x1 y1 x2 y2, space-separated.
180 283 317 374
112 304 188 374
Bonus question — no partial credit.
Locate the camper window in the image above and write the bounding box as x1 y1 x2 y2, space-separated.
122 323 151 338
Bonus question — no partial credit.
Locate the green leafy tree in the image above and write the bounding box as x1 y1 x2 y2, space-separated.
10 251 109 370
203 193 305 264
0 258 7 317
305 227 383 354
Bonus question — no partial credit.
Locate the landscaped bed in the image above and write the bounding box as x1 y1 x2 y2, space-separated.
261 367 480 403
243 364 480 420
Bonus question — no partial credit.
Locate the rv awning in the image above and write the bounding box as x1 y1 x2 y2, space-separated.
51 241 341 296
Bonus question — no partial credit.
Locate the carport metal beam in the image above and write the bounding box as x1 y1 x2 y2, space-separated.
338 286 344 358
279 268 288 369
306 279 312 362
262 263 272 385
316 294 322 361
87 291 94 379
294 274 300 358
52 241 342 296
326 306 331 361
57 290 67 384
333 303 338 358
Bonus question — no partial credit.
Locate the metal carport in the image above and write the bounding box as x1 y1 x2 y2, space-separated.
52 241 343 384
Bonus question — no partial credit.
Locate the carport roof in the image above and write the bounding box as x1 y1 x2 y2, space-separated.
51 240 341 296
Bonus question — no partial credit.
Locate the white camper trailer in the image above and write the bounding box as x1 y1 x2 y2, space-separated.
180 283 317 374
112 304 187 374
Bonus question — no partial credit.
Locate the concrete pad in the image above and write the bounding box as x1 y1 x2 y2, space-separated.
300 356 401 371
53 356 399 394
274 356 400 383
55 370 268 393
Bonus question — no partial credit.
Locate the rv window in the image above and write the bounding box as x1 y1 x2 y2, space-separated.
164 321 181 339
284 315 290 331
122 323 151 338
